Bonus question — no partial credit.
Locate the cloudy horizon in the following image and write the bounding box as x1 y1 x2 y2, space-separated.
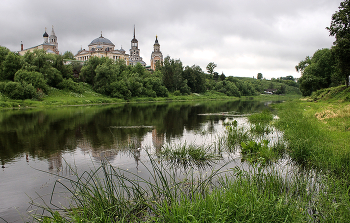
0 0 342 79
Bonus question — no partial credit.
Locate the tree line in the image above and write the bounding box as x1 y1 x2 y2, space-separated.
0 46 299 100
296 0 350 96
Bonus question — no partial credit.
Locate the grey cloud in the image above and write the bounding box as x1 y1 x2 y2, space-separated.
0 0 343 79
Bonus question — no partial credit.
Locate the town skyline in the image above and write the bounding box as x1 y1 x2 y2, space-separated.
0 0 342 79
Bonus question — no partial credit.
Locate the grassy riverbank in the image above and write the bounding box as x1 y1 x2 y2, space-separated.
28 86 350 222
273 85 350 177
0 83 300 109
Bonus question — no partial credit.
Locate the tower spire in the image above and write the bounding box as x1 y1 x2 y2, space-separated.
133 25 135 39
51 25 55 35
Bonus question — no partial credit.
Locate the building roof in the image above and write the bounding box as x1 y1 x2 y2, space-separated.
89 34 115 46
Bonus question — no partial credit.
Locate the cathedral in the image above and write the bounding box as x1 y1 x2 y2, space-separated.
75 26 163 70
18 26 59 56
74 32 130 64
19 26 163 70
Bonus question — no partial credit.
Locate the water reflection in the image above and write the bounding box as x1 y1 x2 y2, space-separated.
0 99 283 222
0 100 273 168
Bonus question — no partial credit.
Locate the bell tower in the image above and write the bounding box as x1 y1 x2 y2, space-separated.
129 25 145 66
49 25 58 51
150 35 163 70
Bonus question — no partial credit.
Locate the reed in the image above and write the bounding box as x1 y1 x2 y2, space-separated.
158 144 221 168
31 158 350 222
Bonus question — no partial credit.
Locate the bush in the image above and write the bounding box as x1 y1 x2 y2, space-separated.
2 81 36 100
0 82 5 93
110 80 132 99
173 90 181 96
41 67 63 88
14 69 48 93
57 78 84 93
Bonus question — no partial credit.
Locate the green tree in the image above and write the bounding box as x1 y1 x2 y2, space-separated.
62 51 75 60
182 65 206 93
206 62 217 75
52 54 73 79
0 46 10 73
276 84 286 94
213 72 219 81
93 60 118 95
132 63 148 77
327 0 350 86
41 67 63 88
1 52 22 81
295 56 311 73
296 48 338 96
2 81 36 100
14 69 48 93
161 56 183 92
70 61 83 78
80 56 103 85
257 73 263 79
220 72 226 81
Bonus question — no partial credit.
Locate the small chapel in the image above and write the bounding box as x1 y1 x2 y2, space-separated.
19 26 59 56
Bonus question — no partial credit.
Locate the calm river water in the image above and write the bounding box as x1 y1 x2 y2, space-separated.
0 100 280 222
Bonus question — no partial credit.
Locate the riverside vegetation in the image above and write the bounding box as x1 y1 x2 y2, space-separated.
23 86 350 222
0 45 300 108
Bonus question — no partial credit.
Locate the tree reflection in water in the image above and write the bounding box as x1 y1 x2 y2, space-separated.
0 100 270 168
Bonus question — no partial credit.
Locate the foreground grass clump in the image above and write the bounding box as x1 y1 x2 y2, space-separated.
248 109 274 124
225 110 284 165
225 120 249 150
32 156 350 222
158 144 221 168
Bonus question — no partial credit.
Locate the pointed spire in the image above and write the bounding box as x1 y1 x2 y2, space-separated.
133 25 135 39
100 31 103 37
51 25 55 36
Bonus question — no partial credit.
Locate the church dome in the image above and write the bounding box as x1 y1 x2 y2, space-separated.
43 31 49 37
89 35 115 46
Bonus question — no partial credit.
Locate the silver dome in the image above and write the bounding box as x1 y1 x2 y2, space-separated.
89 36 115 46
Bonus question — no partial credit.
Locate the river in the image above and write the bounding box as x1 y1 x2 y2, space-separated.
0 99 279 222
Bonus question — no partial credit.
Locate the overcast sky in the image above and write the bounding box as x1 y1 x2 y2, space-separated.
0 0 343 79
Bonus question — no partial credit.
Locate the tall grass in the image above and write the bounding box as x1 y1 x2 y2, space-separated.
248 109 274 125
30 153 228 222
273 101 350 177
158 144 221 168
225 110 285 165
31 155 350 222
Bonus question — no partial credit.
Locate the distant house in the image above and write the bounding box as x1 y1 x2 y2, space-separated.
264 89 277 94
